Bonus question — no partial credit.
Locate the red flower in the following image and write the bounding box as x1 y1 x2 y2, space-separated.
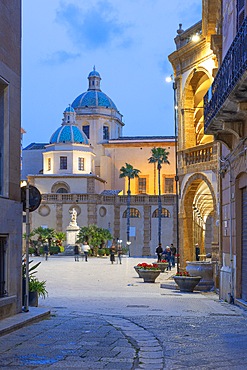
175 271 190 277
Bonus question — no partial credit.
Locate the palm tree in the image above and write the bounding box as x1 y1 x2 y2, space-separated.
77 225 112 256
148 147 170 245
119 163 141 243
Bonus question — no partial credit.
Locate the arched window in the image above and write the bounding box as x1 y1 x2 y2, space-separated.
152 208 170 218
51 181 70 193
123 208 141 218
56 188 68 194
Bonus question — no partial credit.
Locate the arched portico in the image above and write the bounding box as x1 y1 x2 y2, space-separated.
179 173 217 268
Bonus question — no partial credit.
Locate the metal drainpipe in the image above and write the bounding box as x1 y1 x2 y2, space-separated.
228 159 234 303
220 157 234 303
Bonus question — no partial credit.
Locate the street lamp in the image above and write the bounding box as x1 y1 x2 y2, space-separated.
173 79 180 273
21 180 30 312
166 75 180 272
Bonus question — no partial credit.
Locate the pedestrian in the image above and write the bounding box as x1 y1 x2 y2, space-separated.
156 243 163 262
44 244 49 261
110 244 116 264
170 243 176 268
163 246 171 270
82 242 90 262
117 244 123 264
195 243 200 261
74 245 80 262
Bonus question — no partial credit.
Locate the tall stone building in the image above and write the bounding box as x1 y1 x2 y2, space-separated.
23 69 177 256
204 0 247 305
0 1 22 319
168 1 221 278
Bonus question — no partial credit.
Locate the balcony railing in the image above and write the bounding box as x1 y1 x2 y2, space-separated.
41 193 175 205
204 17 247 130
183 144 215 166
177 143 217 172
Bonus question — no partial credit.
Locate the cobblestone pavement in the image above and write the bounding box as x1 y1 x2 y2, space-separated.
1 256 247 369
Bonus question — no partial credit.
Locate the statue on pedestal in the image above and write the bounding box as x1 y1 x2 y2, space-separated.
69 208 77 227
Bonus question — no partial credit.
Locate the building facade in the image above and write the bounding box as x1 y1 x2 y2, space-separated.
204 0 247 305
168 1 221 279
23 70 177 256
0 1 22 319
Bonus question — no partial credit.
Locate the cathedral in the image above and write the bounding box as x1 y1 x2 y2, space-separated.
22 68 176 256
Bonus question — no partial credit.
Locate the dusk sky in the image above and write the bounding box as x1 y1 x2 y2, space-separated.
22 0 202 147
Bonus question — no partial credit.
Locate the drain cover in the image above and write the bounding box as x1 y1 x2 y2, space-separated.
126 305 149 308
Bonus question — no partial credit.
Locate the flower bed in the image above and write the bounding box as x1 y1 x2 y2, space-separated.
137 262 160 270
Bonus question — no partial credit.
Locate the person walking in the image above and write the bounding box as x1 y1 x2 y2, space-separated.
74 245 80 262
82 242 90 262
170 243 176 268
110 244 116 264
156 243 163 262
163 246 172 271
117 244 123 264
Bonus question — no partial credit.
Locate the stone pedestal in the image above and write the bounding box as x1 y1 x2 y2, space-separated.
65 225 80 254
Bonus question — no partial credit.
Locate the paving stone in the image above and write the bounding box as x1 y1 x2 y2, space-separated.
1 257 247 369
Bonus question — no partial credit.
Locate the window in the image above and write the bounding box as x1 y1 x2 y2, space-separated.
138 178 147 194
123 208 141 218
60 156 67 170
152 208 171 218
83 125 90 139
103 126 109 140
47 158 51 171
237 0 245 30
0 236 7 297
78 157 84 171
56 188 68 193
0 79 7 196
164 178 174 193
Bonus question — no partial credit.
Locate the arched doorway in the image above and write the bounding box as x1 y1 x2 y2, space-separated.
180 174 217 268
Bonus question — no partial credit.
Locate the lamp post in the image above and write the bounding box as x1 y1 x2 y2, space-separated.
171 78 180 273
24 182 30 312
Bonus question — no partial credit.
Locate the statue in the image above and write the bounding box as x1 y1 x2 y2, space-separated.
69 208 77 227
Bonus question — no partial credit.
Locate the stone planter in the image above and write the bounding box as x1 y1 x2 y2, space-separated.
155 262 169 273
186 261 214 291
138 269 161 283
173 276 202 292
29 291 39 307
134 266 142 277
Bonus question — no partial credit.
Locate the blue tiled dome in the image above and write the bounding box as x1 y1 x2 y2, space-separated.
71 68 118 111
64 105 75 113
88 70 100 78
50 125 89 144
72 90 118 110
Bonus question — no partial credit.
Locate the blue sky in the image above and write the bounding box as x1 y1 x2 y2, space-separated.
22 0 202 147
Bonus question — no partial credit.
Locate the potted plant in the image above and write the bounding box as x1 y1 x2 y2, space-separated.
29 277 48 307
173 271 201 292
135 263 161 283
155 259 169 272
22 256 48 307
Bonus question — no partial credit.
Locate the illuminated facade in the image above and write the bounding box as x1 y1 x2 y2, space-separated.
168 1 221 281
204 0 247 304
23 70 177 256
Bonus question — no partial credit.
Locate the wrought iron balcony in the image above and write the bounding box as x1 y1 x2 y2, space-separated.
204 17 247 133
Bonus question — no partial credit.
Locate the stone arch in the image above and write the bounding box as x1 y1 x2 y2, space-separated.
182 68 213 149
51 181 70 193
179 173 217 267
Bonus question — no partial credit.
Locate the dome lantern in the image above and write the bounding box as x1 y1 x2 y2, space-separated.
88 66 101 91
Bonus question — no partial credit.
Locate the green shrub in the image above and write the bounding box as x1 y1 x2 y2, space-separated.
50 246 60 255
105 248 110 256
98 248 105 256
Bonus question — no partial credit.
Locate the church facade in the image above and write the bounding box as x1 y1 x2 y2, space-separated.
23 69 176 256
